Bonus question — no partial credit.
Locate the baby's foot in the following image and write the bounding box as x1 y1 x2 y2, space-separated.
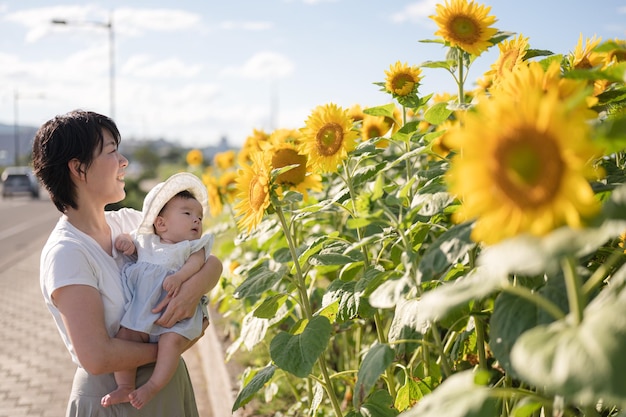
129 380 160 410
101 385 134 407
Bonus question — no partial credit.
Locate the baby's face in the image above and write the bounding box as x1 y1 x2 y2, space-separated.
156 197 203 243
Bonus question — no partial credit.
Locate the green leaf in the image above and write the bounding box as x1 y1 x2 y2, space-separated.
232 364 276 411
399 370 497 417
340 260 365 282
594 112 626 154
511 399 543 417
423 102 453 125
420 59 454 71
478 217 626 277
253 294 289 319
395 376 432 412
322 279 363 322
388 299 425 356
270 316 332 378
490 291 541 377
233 262 287 299
523 48 554 59
297 233 338 269
363 103 398 118
510 286 626 407
357 390 399 417
310 253 362 266
418 222 475 281
418 266 505 325
353 343 395 408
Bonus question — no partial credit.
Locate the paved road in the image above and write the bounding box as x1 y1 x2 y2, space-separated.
0 196 215 417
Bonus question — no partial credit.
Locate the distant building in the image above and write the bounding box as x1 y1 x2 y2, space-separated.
0 123 39 166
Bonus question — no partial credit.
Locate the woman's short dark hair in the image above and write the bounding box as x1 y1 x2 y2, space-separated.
32 110 121 213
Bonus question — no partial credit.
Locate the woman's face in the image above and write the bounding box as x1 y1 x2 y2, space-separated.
84 129 128 206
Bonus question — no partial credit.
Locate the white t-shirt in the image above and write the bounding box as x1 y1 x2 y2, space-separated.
40 208 142 367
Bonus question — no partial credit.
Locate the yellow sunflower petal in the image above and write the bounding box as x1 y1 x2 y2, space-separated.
446 71 602 244
300 103 359 173
234 152 273 232
430 0 498 56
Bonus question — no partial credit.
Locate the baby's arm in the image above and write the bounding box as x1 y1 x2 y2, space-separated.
115 233 136 256
163 249 205 298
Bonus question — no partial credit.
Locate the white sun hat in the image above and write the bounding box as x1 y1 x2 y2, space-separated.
137 172 209 235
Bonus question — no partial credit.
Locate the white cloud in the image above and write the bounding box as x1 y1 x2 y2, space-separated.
218 20 273 31
122 55 203 78
113 7 202 36
220 51 295 80
390 0 440 23
5 5 104 42
4 5 202 41
302 0 339 4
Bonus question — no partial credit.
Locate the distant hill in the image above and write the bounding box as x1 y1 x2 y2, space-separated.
0 123 39 166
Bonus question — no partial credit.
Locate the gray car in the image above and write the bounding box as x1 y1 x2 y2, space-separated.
2 167 40 199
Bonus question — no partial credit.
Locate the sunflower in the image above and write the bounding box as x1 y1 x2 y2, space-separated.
202 171 224 218
186 149 203 167
234 152 273 233
569 34 604 70
484 34 529 86
269 141 323 199
213 150 236 170
348 104 365 123
384 61 422 97
267 128 303 148
300 103 359 173
495 60 598 119
360 114 392 148
446 85 602 244
219 170 239 203
430 0 498 56
237 129 270 166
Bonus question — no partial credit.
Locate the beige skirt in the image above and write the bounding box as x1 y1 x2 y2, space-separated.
66 358 199 417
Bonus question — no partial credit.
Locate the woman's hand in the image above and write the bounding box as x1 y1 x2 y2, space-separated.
152 254 222 328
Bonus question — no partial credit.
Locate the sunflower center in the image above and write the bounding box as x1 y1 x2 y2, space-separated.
272 149 307 185
575 57 593 70
498 49 521 76
492 127 564 208
449 15 480 43
392 74 415 95
609 49 626 62
248 175 269 211
367 126 382 139
316 123 344 156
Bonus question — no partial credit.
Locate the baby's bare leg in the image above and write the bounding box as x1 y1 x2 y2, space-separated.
129 332 189 410
101 327 149 407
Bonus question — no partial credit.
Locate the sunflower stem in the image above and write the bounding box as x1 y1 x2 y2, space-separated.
501 284 566 321
474 303 488 372
342 161 371 267
274 204 343 417
562 256 585 325
457 47 465 105
582 249 623 296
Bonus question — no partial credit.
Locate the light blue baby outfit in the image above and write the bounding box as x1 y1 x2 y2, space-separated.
120 232 214 341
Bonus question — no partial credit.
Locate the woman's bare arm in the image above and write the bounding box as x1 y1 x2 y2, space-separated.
53 284 157 375
152 254 222 328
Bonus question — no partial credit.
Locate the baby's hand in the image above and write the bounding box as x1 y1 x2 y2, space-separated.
163 274 184 298
114 234 136 256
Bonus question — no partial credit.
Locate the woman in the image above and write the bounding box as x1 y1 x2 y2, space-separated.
32 109 222 416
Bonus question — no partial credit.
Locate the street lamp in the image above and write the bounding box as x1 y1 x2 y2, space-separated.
52 11 115 119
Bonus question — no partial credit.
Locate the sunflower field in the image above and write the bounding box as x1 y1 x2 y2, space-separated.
196 0 626 415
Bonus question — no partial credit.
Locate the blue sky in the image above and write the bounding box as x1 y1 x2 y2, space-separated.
0 0 625 148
